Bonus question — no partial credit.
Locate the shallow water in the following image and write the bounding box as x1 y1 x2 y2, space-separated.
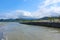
0 22 60 40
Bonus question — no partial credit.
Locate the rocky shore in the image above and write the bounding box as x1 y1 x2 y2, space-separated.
21 22 60 28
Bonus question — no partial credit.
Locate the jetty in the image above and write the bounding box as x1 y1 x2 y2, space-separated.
21 22 60 28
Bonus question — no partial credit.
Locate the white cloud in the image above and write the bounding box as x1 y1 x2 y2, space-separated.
32 0 60 18
1 0 60 19
0 10 32 19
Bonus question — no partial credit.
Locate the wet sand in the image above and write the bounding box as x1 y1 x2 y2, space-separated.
0 22 60 40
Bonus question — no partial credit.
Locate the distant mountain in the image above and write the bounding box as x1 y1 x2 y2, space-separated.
19 17 38 20
0 13 60 22
37 16 60 20
18 16 38 20
37 17 48 20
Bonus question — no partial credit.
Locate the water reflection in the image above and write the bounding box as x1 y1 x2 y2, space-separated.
0 22 60 40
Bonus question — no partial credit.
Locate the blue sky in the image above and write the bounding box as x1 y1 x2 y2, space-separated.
0 0 60 19
0 0 42 12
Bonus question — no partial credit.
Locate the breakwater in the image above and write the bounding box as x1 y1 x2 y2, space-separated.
21 22 60 28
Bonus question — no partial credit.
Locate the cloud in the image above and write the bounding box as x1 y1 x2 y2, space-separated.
1 0 60 19
0 10 32 19
32 0 60 18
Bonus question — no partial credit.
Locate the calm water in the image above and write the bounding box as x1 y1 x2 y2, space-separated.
0 22 60 40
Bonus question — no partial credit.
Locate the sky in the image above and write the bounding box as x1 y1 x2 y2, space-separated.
0 0 60 19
